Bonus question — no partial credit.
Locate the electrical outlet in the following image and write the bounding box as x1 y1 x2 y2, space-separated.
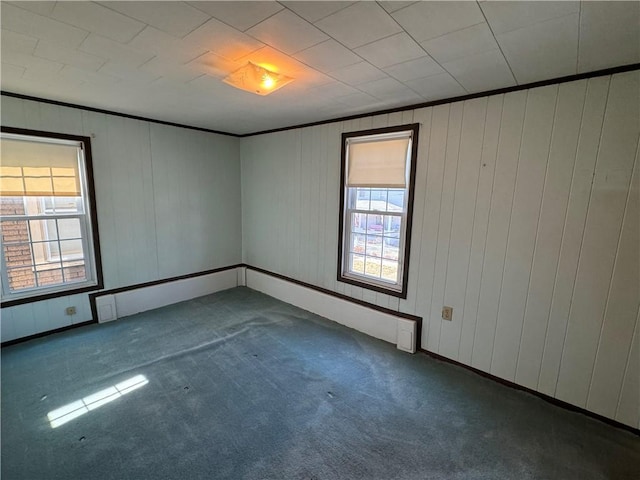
442 306 453 321
65 306 76 316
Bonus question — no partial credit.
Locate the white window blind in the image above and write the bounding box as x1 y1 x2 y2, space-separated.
1 139 81 197
346 133 411 188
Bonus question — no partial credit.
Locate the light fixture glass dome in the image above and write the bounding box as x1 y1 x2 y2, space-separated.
223 62 294 96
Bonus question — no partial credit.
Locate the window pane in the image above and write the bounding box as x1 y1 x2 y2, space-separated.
59 239 84 259
57 218 82 240
1 220 30 244
3 243 33 268
7 267 36 291
44 197 82 214
355 188 370 210
350 254 365 274
381 259 399 282
24 197 45 216
365 234 382 258
384 215 402 236
364 256 382 278
350 234 365 254
63 265 86 283
28 219 57 243
387 189 405 210
31 241 84 264
32 241 60 264
46 219 59 239
382 240 399 260
36 267 64 286
351 212 366 233
369 189 388 211
366 214 383 233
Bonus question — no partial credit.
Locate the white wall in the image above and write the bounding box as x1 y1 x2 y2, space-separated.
241 71 639 428
1 96 242 341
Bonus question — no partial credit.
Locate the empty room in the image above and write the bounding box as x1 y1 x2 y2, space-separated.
1 1 639 478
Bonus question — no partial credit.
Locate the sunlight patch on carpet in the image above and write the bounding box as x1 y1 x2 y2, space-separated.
47 375 148 428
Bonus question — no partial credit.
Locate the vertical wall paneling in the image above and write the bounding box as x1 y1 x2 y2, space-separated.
106 117 156 286
323 122 341 294
587 135 639 418
555 71 639 407
536 76 610 396
514 81 587 389
439 97 488 360
22 98 41 130
471 90 527 371
150 124 241 278
308 125 321 287
490 85 558 381
81 110 119 288
314 125 327 289
615 307 639 427
458 95 503 366
0 96 26 126
241 136 259 267
291 129 302 279
41 104 84 134
415 104 449 349
427 102 463 353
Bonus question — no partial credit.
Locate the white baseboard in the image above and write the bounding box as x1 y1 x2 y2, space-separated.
245 269 417 353
99 268 240 321
237 266 247 286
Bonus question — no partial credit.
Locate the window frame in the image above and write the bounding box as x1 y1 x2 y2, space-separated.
0 127 103 308
337 123 419 299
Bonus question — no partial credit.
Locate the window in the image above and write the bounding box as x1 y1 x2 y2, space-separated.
338 124 419 298
1 127 102 306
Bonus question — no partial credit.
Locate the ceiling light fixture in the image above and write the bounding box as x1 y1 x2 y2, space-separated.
223 62 294 96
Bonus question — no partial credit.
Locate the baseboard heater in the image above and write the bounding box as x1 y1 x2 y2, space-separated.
91 265 244 323
244 266 421 354
89 264 420 354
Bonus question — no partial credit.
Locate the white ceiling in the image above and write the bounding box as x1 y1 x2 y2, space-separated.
1 1 638 135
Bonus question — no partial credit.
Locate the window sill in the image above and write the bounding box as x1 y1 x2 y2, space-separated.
338 272 407 299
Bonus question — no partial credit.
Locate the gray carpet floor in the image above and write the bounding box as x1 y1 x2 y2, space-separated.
2 287 639 479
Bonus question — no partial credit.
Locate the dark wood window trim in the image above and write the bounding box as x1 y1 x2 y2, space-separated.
0 126 104 308
337 123 420 299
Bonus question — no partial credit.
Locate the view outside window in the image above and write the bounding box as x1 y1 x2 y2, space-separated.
346 187 405 283
1 196 87 292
